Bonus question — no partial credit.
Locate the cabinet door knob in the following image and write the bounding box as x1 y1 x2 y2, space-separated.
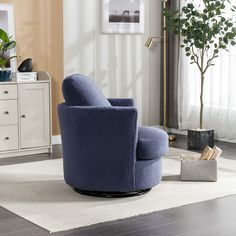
5 137 9 140
4 111 9 115
21 115 26 118
3 91 8 94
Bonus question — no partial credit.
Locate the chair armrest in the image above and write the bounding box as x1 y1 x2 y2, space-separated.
58 104 137 125
58 105 137 142
108 98 135 107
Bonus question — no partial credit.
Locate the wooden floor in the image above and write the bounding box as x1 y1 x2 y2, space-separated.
0 135 236 236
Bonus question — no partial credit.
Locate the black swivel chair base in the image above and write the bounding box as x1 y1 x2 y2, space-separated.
74 188 151 198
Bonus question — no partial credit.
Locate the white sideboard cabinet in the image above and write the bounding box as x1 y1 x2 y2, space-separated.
0 72 52 158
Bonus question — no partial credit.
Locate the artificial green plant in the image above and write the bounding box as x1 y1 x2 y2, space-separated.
164 0 236 129
0 28 16 69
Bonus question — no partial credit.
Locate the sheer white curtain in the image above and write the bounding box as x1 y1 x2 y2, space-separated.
178 0 236 142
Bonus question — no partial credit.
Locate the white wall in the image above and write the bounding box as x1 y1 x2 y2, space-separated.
63 0 162 126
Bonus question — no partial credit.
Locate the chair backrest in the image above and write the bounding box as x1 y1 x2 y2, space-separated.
62 74 111 107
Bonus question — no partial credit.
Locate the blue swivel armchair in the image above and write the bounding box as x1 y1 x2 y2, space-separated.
58 74 168 197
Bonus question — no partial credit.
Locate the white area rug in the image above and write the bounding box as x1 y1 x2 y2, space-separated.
0 148 236 233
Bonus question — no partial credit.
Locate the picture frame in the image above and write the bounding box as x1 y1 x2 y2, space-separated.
0 3 17 72
102 0 145 34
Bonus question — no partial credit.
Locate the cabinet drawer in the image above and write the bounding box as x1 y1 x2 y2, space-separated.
0 100 18 125
0 125 18 151
0 85 17 100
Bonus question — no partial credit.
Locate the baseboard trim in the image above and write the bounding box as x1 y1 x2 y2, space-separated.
155 126 187 136
0 147 52 159
169 128 187 136
52 135 61 145
156 126 236 143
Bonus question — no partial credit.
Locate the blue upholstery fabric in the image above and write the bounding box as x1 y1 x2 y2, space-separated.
58 74 169 193
108 98 135 107
135 158 162 190
58 104 138 192
62 74 111 107
137 126 168 160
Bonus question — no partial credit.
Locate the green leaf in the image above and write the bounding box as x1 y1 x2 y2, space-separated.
0 29 10 43
2 41 16 52
0 28 16 68
0 57 7 68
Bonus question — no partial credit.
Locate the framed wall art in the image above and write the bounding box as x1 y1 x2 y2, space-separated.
102 0 144 34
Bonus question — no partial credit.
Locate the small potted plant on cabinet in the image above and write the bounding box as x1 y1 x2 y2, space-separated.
164 0 236 149
0 28 16 81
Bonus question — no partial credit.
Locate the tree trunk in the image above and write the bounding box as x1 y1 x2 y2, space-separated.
200 72 204 129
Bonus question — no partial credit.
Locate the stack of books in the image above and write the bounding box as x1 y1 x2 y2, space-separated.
16 72 37 81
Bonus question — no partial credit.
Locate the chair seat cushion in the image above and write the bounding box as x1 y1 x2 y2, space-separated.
137 126 168 160
62 74 111 107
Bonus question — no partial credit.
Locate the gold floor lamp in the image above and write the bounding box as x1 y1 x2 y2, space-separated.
145 0 176 142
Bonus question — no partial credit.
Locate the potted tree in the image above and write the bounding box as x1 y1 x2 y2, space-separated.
0 28 16 81
164 0 236 149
